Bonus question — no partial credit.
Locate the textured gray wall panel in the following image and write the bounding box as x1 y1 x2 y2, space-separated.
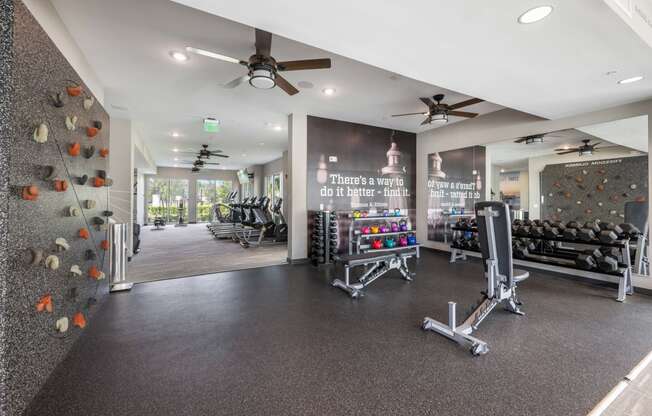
1 2 110 415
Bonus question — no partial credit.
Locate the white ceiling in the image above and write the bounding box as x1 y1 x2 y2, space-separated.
578 115 648 152
51 0 502 169
171 0 652 120
487 117 647 170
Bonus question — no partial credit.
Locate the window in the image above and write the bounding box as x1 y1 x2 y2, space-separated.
242 182 253 198
196 179 233 223
146 177 189 223
264 173 283 206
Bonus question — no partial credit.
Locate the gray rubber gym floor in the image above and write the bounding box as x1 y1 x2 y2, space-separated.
26 250 652 415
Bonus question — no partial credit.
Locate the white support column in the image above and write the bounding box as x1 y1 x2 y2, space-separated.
109 118 135 255
288 113 308 261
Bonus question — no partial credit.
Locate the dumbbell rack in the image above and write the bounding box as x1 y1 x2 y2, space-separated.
310 211 338 266
450 225 634 302
348 215 420 258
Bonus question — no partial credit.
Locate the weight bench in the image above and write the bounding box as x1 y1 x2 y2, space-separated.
331 246 418 298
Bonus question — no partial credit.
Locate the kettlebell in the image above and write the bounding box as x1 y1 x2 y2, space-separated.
372 239 383 249
399 235 408 247
379 224 389 233
382 209 390 217
399 220 408 232
385 238 396 248
407 234 417 245
361 211 369 218
370 225 380 234
390 222 400 232
353 210 361 218
394 208 401 216
361 226 371 235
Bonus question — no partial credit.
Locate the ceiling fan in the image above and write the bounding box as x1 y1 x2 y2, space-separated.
186 28 332 96
514 129 573 144
179 144 230 160
392 94 484 126
555 139 603 156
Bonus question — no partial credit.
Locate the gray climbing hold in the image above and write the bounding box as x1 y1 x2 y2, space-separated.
55 238 70 252
29 248 44 266
45 255 60 270
68 206 81 217
85 200 96 209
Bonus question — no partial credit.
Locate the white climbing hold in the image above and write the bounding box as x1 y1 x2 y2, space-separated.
56 317 69 333
70 265 82 277
55 238 70 251
65 115 78 131
45 255 60 270
68 206 80 217
83 95 95 110
33 123 48 143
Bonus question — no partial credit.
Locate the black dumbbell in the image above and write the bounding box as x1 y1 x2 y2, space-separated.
619 223 641 237
544 225 560 239
597 256 619 273
563 228 578 240
575 254 597 270
531 227 545 238
577 228 597 242
584 221 601 233
516 226 531 237
513 244 529 259
598 230 619 244
513 219 523 226
567 221 581 229
553 221 567 232
600 246 621 260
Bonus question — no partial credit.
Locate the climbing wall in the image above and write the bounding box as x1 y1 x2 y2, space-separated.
1 2 111 415
540 155 648 224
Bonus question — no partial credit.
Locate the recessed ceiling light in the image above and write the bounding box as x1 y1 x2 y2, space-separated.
171 132 180 138
322 87 336 96
172 148 179 152
273 125 282 131
174 157 179 161
518 6 553 24
174 164 179 167
500 168 506 173
169 51 189 62
562 145 570 150
241 153 247 157
618 76 644 84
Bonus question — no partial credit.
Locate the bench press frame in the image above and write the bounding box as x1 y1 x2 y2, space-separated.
332 247 418 298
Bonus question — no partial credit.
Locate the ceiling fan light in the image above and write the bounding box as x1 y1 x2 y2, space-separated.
579 149 593 156
430 113 448 124
249 66 276 89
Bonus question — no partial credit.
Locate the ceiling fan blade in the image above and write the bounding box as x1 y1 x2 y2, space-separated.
203 162 221 165
207 150 224 154
449 97 484 110
392 112 426 117
420 117 431 126
185 47 248 65
514 138 528 143
223 75 250 89
448 110 479 118
554 147 578 151
255 28 272 56
556 150 577 155
419 97 434 107
589 142 602 147
210 154 230 158
275 74 299 95
276 58 332 71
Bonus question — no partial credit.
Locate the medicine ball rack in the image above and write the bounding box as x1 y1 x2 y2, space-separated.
449 225 633 302
348 214 420 258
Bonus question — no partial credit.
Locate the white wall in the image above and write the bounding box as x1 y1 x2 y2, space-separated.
108 118 134 253
23 0 104 103
288 113 308 261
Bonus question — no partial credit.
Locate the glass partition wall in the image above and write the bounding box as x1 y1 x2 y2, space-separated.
196 179 233 223
146 178 189 223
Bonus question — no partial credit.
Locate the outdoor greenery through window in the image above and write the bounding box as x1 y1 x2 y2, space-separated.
196 180 233 222
265 173 283 207
146 178 189 223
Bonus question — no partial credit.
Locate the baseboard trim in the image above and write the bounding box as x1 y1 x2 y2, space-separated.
287 257 310 265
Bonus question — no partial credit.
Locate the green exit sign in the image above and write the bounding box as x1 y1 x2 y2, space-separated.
203 118 220 133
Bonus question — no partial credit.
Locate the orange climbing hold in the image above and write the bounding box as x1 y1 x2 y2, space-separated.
93 177 105 187
99 148 109 158
54 180 68 192
86 127 99 138
68 142 81 157
73 312 86 328
88 265 102 280
78 228 90 240
36 294 53 313
66 85 82 97
100 240 110 251
22 185 39 201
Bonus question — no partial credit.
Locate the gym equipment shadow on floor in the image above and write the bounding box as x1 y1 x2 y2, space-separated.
27 250 652 416
126 224 288 283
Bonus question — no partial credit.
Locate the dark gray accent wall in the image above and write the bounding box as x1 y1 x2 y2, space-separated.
1 2 110 415
0 1 14 414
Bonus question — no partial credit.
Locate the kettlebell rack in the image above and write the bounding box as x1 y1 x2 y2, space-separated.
310 210 338 266
348 214 420 258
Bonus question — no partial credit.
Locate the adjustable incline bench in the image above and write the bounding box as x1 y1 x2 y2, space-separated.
422 202 529 355
331 246 419 298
